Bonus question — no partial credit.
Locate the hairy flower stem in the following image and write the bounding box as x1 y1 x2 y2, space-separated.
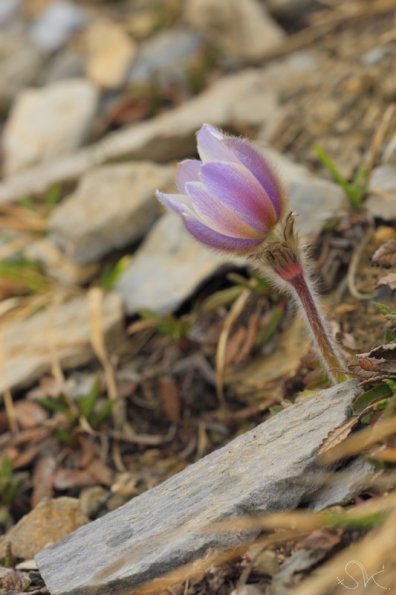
286 272 347 383
261 213 348 385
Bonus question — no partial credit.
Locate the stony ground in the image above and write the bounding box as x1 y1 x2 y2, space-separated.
0 0 396 594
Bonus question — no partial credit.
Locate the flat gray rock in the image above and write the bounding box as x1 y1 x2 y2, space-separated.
49 162 175 265
116 212 238 314
184 0 285 60
3 78 99 175
0 292 123 393
36 381 360 595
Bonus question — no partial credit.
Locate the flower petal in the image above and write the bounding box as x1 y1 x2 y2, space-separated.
200 161 277 230
186 181 263 239
196 123 235 163
156 191 193 216
176 159 201 193
182 214 262 252
225 137 284 217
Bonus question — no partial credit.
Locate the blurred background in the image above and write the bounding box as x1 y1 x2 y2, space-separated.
1 1 396 594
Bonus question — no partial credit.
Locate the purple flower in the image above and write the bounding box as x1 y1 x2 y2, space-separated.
156 124 285 252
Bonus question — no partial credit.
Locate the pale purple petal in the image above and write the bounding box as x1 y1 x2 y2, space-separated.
182 214 262 252
156 191 193 216
196 123 235 163
200 161 277 229
186 181 264 239
176 159 201 193
225 137 284 217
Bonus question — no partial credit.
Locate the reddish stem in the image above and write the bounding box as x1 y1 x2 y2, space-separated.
287 272 347 383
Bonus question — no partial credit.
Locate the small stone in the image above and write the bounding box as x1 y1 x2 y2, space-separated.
3 78 99 175
366 165 396 221
128 29 204 87
36 381 360 595
26 238 99 284
0 0 22 27
184 0 284 60
84 17 137 89
30 0 87 53
49 162 174 265
0 292 123 393
0 30 43 108
248 547 279 576
116 212 238 315
0 498 88 559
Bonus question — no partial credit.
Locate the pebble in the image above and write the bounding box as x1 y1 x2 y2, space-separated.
0 29 43 108
3 78 99 175
184 0 284 60
30 0 87 53
84 17 137 89
0 498 87 559
128 29 204 87
49 162 175 265
366 165 396 221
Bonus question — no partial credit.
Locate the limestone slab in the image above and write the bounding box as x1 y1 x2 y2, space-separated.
0 292 123 393
36 381 360 595
49 162 174 265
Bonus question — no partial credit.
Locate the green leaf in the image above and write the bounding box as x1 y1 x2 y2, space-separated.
99 257 130 290
314 144 363 208
0 456 12 479
76 378 101 421
353 383 393 413
256 305 284 347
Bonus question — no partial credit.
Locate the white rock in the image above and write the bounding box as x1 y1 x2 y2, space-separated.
0 293 123 393
84 17 137 89
184 0 284 60
49 162 175 264
116 212 238 315
366 165 396 221
30 0 87 53
3 78 99 175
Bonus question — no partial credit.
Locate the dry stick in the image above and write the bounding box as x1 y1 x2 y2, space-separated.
88 287 121 428
215 288 250 406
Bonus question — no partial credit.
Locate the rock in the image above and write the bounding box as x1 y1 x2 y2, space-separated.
84 17 137 89
184 0 284 60
49 162 174 265
128 29 204 87
0 498 87 559
3 79 98 176
366 165 396 221
36 381 360 595
0 0 22 27
30 0 87 53
311 458 380 511
116 212 237 315
0 29 43 108
0 292 123 393
0 55 319 202
26 238 99 284
256 144 347 238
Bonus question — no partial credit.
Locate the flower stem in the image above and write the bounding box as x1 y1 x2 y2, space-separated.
261 213 348 384
286 271 348 383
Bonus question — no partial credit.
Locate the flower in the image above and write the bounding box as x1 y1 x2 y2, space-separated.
156 124 285 252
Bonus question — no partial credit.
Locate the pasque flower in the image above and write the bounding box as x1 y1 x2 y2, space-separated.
156 124 347 385
156 123 285 252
